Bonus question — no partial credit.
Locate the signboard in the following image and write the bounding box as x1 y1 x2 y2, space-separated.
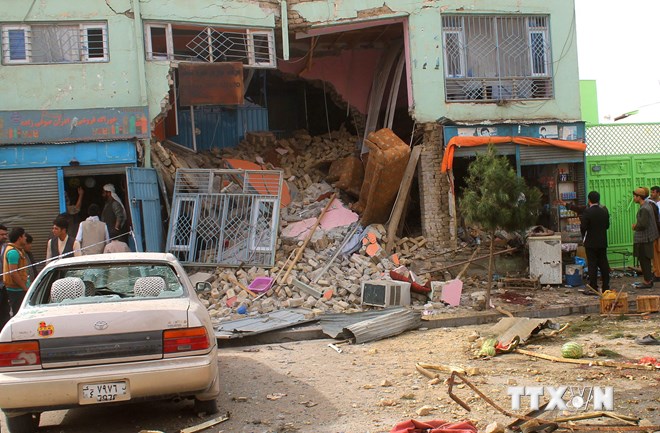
178 62 244 106
0 107 149 145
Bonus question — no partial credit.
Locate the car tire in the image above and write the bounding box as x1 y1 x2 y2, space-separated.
6 412 40 433
194 397 219 415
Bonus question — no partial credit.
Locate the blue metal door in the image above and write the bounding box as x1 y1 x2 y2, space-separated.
126 167 163 252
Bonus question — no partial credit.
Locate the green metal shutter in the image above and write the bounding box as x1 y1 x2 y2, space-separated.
0 168 60 264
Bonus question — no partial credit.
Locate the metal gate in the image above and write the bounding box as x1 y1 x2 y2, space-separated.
166 168 282 267
126 167 163 252
586 123 660 266
0 168 60 263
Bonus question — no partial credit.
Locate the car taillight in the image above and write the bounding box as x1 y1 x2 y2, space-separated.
163 327 210 354
0 341 41 367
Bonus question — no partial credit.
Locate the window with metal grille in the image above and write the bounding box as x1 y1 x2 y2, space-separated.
441 15 553 102
1 22 108 64
145 23 276 69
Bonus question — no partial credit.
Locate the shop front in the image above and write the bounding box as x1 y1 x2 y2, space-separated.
0 107 162 263
442 122 587 243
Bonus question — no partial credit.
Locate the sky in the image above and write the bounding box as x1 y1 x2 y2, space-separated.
575 0 660 123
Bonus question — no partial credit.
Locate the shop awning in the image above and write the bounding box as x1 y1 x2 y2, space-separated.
440 136 586 172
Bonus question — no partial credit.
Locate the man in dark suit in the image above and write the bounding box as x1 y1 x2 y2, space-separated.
580 191 610 293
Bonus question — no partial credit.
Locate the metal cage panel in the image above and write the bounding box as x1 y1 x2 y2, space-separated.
166 169 282 267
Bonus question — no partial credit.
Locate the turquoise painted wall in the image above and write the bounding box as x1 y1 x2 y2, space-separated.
0 0 143 111
292 0 581 123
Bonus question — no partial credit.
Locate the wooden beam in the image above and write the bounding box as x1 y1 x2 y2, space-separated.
385 145 422 252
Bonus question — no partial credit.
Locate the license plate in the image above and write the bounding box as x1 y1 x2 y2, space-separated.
79 381 130 405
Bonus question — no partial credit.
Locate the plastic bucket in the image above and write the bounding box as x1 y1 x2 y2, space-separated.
565 265 583 286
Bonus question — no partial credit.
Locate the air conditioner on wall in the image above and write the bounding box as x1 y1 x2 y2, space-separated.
360 280 411 308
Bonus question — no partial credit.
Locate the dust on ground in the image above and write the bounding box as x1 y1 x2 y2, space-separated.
218 311 660 433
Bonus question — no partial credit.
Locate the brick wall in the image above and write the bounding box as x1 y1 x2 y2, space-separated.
417 122 454 250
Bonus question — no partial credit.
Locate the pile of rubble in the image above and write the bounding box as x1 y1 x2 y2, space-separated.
151 128 491 324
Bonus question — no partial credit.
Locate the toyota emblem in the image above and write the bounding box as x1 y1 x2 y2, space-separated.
94 321 109 330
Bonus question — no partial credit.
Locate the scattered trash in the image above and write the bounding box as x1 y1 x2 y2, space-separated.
266 393 287 400
635 334 660 345
389 419 478 433
180 413 229 433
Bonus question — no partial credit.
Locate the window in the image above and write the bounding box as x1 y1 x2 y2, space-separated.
1 22 108 64
441 15 552 102
144 22 276 69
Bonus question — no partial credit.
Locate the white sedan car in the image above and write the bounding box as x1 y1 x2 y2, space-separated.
0 253 219 433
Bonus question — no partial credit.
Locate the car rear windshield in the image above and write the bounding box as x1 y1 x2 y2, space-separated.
28 262 185 306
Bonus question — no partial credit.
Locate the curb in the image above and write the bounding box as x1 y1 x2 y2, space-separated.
219 298 638 348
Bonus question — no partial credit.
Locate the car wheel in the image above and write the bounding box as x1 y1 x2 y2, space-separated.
6 412 40 433
194 397 219 415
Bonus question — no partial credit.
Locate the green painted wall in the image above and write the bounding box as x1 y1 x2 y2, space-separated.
0 0 274 123
580 80 599 125
292 0 581 123
139 1 274 121
0 0 143 111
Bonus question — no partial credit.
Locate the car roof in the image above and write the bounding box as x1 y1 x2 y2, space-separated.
42 252 180 270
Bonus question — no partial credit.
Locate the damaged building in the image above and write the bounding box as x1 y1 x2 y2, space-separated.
0 0 584 263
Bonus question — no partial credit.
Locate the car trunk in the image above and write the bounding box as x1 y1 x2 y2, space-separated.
11 298 191 367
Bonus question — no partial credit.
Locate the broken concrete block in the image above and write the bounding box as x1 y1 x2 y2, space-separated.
293 279 324 298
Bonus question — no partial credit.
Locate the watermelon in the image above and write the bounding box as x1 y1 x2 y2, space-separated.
479 345 497 357
478 338 498 357
561 342 583 359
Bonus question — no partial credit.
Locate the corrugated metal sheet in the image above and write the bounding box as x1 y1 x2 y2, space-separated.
320 307 407 339
454 144 516 157
126 167 163 252
172 105 268 150
0 168 60 264
342 308 421 344
215 308 315 339
519 145 584 165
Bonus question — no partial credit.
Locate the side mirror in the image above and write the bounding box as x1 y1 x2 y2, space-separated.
195 281 212 293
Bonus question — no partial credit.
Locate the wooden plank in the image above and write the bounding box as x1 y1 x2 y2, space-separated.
385 145 422 252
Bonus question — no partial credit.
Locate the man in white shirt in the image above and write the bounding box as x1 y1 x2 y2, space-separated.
46 214 82 262
76 204 109 255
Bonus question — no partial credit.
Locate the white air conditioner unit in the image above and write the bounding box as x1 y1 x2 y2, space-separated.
360 280 411 308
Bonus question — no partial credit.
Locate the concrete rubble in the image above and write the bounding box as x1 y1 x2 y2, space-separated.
151 128 514 326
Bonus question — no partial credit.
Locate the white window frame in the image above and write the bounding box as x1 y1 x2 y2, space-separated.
527 19 549 77
80 23 109 62
443 30 465 78
1 25 30 64
247 29 276 68
145 23 172 61
2 22 108 65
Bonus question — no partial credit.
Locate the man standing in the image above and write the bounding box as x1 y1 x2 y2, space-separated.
0 224 10 330
632 187 659 289
580 191 610 293
76 203 109 255
650 186 660 282
46 215 81 262
24 233 38 285
101 184 127 236
103 228 132 253
2 227 30 315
